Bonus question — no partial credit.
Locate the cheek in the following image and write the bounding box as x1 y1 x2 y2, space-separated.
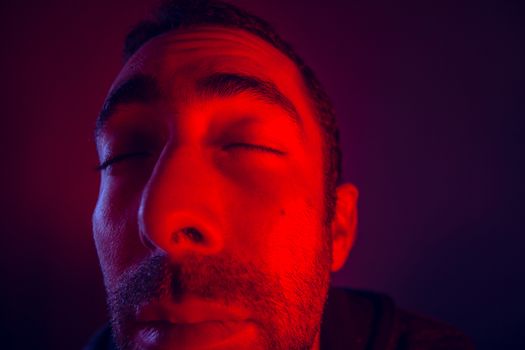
265 203 327 277
222 165 326 276
92 178 146 286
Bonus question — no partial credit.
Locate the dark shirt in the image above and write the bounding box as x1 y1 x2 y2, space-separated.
84 288 474 350
320 288 474 350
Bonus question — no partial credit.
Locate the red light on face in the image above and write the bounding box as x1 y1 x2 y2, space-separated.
93 26 357 350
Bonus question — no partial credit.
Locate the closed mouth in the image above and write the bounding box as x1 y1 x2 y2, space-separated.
135 319 256 349
133 298 256 349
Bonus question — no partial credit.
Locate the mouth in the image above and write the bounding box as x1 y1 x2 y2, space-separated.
133 298 257 349
136 319 255 349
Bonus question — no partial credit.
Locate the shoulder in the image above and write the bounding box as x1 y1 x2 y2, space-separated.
321 287 474 350
392 308 475 350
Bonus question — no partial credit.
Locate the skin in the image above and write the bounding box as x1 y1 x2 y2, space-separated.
93 25 358 350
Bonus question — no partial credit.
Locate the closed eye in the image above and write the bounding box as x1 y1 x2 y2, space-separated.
223 143 285 155
96 152 151 171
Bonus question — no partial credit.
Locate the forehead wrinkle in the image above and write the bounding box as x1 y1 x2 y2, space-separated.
156 26 283 57
135 25 297 78
119 26 305 102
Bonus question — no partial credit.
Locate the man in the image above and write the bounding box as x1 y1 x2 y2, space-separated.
86 1 473 349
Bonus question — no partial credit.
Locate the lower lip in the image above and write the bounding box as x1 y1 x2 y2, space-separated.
135 320 256 349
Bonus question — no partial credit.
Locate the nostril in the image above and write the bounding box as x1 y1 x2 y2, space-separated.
183 227 204 243
172 227 204 244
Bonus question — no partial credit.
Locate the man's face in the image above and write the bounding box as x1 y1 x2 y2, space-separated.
93 26 331 350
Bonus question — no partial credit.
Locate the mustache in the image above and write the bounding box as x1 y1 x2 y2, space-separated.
108 253 281 315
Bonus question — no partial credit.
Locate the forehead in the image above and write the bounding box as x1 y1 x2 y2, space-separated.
111 26 313 118
119 26 296 78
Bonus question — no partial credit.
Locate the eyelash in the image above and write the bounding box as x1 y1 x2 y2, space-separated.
223 143 285 155
96 143 284 171
96 152 150 171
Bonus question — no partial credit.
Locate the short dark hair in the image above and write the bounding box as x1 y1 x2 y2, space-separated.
123 0 342 223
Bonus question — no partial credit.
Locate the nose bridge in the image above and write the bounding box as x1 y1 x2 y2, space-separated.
138 145 224 257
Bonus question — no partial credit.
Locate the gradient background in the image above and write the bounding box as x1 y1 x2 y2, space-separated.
1 0 524 349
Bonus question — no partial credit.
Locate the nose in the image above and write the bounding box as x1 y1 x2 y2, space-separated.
138 146 224 258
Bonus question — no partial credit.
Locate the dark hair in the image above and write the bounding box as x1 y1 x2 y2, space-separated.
123 0 342 223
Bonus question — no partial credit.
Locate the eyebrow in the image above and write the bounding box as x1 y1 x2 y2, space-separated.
196 72 302 127
95 74 161 134
95 72 302 135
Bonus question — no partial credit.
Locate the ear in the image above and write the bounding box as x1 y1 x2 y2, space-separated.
330 183 358 272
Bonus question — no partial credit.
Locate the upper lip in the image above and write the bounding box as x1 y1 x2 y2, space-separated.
135 297 251 325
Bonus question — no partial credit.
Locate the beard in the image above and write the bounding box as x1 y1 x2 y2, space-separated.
106 242 331 350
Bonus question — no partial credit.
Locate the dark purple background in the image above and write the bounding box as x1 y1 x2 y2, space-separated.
1 0 523 349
